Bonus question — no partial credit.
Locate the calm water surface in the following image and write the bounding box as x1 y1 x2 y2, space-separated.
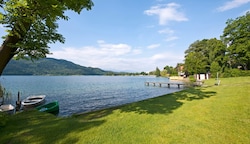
0 76 184 116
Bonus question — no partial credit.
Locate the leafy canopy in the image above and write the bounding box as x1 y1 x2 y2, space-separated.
184 38 226 75
221 12 250 70
0 0 93 59
184 12 250 76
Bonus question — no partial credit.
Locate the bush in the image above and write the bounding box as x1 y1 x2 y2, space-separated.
210 61 221 78
189 75 196 82
222 69 250 77
0 84 12 105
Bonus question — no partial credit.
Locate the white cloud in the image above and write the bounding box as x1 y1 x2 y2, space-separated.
151 53 166 60
158 28 174 35
98 42 131 56
165 36 179 42
147 44 161 49
97 40 105 44
51 41 132 67
50 41 144 71
144 3 188 25
158 28 178 42
151 52 180 61
131 49 142 55
150 52 184 68
217 0 250 12
50 41 184 72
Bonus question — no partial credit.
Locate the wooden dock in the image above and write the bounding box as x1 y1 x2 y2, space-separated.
145 82 185 88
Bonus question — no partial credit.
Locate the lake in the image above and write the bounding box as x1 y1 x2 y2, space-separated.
0 76 184 116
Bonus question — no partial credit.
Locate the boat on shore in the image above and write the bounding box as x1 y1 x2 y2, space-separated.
0 104 15 114
22 95 46 108
36 101 59 114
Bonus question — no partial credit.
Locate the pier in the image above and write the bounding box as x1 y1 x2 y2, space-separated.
145 82 185 88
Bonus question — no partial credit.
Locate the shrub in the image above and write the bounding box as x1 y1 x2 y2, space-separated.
222 69 250 77
0 84 12 105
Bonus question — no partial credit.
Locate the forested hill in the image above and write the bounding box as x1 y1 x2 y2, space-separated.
2 58 111 75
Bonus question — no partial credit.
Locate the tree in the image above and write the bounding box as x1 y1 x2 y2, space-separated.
206 38 226 69
184 38 226 74
184 52 207 74
140 71 148 75
221 12 250 70
0 0 94 75
164 65 177 76
160 69 168 77
155 67 161 77
185 39 210 73
210 61 221 78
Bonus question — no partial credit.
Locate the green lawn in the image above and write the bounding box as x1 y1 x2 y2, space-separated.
0 77 249 144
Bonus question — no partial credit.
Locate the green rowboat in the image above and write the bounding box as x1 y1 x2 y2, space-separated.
36 101 59 114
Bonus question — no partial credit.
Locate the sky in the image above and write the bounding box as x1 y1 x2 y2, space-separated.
1 0 250 72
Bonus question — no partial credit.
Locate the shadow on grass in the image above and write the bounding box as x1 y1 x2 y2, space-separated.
0 87 216 143
119 87 216 115
0 110 105 144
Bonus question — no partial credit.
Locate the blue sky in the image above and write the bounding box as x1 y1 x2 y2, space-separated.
2 0 250 72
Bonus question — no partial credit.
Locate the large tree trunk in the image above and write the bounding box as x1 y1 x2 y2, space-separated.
0 20 31 75
0 35 20 75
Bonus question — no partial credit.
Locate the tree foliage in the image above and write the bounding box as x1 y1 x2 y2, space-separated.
184 12 249 76
155 67 161 77
163 65 177 76
0 0 94 75
184 38 226 75
184 51 206 74
210 61 221 78
221 12 250 70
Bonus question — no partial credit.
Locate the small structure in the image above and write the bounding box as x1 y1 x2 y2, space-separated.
194 73 210 81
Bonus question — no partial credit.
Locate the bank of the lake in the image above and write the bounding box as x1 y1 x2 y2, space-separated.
1 77 249 144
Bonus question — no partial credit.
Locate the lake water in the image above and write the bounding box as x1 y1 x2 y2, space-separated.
0 76 184 116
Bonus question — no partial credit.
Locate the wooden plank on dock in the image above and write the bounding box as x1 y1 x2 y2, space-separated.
145 82 184 88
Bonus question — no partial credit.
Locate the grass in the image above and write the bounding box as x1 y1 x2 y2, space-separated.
0 77 249 144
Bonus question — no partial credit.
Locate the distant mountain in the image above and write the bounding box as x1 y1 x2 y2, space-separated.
2 58 112 75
